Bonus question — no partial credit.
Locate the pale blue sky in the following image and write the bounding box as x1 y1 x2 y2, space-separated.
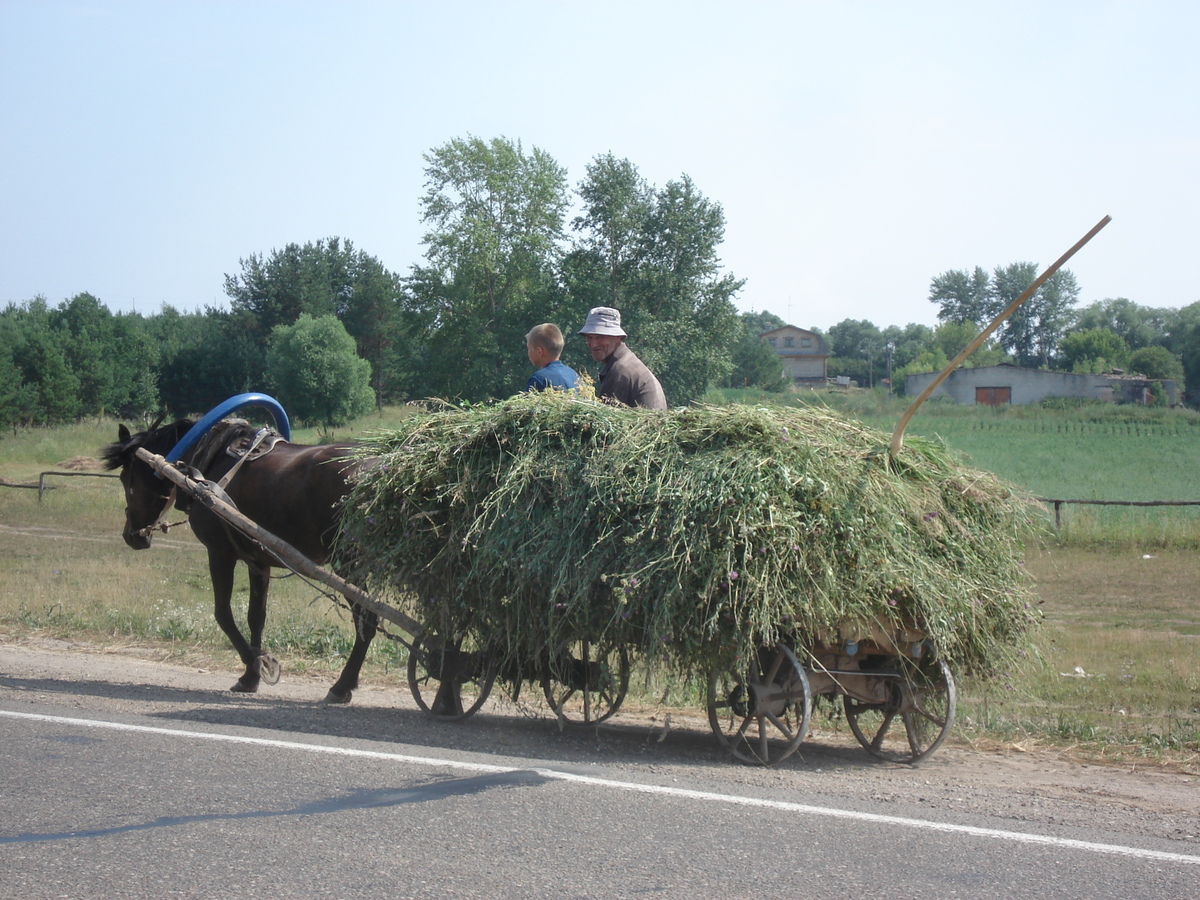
2 1 1196 331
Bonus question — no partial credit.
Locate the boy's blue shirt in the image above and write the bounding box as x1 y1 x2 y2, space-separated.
526 359 581 393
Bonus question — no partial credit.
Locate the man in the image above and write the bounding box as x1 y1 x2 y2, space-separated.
577 306 667 409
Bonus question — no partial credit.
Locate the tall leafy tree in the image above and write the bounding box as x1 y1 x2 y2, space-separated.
405 135 571 399
724 311 789 391
224 239 345 338
826 318 885 386
337 253 406 408
1071 297 1178 352
572 154 653 311
149 305 264 416
1128 345 1183 382
3 297 80 423
50 293 114 413
1057 328 1130 373
929 266 992 324
987 262 1040 365
0 343 30 434
568 160 743 403
266 314 374 430
990 263 1078 368
224 238 406 403
881 323 935 370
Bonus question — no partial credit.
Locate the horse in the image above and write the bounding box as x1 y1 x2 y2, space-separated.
101 418 378 703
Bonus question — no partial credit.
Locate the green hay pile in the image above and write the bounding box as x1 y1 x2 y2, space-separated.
336 394 1041 678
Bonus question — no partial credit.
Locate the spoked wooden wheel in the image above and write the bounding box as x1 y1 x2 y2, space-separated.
707 644 812 765
844 656 956 764
407 628 495 719
541 640 630 725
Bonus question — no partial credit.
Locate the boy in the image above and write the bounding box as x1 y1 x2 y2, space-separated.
525 323 581 393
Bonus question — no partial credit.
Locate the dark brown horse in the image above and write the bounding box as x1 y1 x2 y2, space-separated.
102 418 377 703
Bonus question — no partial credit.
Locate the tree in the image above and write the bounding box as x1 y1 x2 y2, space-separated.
568 159 743 403
225 238 345 339
151 307 264 416
826 319 885 386
336 253 406 408
2 298 81 423
1072 297 1177 352
224 238 407 405
571 153 653 310
1057 328 1129 373
405 135 571 400
266 314 374 429
881 323 935 371
929 266 992 324
1026 268 1080 367
988 262 1040 365
724 310 789 391
990 263 1078 367
0 347 27 434
1178 305 1200 405
1128 345 1184 383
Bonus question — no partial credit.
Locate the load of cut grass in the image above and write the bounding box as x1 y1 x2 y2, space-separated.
335 393 1041 679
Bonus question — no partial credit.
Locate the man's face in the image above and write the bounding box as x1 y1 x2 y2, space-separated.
583 333 622 361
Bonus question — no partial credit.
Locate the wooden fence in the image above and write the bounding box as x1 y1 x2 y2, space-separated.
1037 497 1200 531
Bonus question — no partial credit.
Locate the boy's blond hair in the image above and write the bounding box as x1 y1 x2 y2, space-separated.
525 323 565 359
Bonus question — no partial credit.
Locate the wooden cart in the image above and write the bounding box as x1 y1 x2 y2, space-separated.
706 621 956 766
137 445 951 764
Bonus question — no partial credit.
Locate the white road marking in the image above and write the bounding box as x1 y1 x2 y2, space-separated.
4 708 1198 865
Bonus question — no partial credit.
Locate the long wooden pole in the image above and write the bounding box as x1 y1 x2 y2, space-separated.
135 447 424 637
889 215 1112 456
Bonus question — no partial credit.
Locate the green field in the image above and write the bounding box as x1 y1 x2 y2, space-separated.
709 388 1200 547
1 400 1197 768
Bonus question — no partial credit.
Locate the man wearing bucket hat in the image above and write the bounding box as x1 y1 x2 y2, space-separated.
578 306 667 409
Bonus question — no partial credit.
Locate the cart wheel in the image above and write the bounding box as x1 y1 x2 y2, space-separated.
407 628 495 719
542 640 630 725
707 643 812 765
844 656 956 764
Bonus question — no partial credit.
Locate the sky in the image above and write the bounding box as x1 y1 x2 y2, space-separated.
2 1 1197 333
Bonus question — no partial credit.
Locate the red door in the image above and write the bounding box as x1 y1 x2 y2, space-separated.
975 387 1011 406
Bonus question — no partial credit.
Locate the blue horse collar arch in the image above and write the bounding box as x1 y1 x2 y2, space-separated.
165 393 292 463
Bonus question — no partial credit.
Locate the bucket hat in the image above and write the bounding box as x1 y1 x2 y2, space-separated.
577 306 627 337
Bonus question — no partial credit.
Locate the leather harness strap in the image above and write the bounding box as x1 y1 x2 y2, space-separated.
217 427 272 490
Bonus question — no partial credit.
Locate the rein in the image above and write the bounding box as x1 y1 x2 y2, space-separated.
135 486 187 538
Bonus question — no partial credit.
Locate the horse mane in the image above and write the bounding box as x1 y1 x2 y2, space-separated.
101 418 194 471
190 419 276 471
102 417 282 472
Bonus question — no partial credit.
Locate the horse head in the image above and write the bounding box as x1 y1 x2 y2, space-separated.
101 418 194 549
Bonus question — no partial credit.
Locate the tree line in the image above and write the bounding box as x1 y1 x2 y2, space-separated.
4 134 1200 431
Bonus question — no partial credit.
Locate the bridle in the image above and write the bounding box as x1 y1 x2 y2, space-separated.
129 426 271 540
125 440 187 539
132 481 186 539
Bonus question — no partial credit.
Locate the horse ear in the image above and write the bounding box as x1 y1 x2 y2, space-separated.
150 413 166 431
119 424 132 443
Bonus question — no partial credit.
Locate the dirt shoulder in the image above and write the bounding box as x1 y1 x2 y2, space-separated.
2 637 1198 847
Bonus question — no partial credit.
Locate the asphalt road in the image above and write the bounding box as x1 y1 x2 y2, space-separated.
1 647 1198 899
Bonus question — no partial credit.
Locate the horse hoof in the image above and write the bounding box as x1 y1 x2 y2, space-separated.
256 655 281 685
323 688 352 705
231 679 260 693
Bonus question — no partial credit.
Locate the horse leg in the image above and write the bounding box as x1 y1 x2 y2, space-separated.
324 605 379 704
209 556 260 693
246 566 280 686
